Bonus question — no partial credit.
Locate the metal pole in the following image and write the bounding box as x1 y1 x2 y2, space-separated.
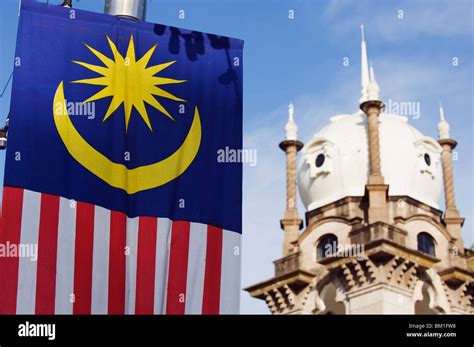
104 0 147 21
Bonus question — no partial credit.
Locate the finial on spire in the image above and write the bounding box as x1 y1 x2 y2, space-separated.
288 101 295 121
359 24 370 104
438 101 450 139
285 102 297 141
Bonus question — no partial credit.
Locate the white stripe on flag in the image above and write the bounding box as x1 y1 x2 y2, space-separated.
154 217 171 314
16 190 41 314
55 198 77 314
91 206 110 314
184 222 207 314
125 217 139 314
219 230 241 314
10 187 242 315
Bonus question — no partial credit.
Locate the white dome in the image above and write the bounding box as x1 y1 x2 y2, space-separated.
298 111 443 211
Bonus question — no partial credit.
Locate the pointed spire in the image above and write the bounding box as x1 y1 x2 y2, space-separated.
285 102 298 141
369 61 376 81
438 101 450 139
360 24 370 103
367 61 380 101
439 101 445 121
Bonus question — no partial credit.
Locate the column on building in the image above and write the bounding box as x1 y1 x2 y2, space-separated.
279 102 304 256
359 25 389 224
437 103 464 255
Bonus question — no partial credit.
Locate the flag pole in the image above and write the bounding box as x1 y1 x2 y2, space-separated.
104 0 147 21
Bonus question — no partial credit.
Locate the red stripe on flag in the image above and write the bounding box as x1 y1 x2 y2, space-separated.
108 211 126 314
0 187 23 314
166 221 190 314
202 225 223 314
73 202 95 314
135 216 158 314
35 193 60 314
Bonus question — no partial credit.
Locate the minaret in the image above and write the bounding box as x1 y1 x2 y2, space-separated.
359 26 388 224
437 102 465 254
279 102 303 256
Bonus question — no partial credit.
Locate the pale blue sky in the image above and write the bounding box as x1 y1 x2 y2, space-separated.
0 0 472 314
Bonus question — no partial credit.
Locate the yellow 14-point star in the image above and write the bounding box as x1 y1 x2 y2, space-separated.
72 35 186 131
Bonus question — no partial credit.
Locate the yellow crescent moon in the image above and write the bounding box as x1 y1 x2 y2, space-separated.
53 81 201 194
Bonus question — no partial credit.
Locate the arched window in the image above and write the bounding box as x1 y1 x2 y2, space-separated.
417 232 436 256
317 234 338 260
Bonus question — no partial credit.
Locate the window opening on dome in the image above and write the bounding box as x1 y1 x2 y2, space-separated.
315 153 325 168
424 153 431 166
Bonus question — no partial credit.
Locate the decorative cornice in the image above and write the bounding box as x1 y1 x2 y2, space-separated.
244 269 315 299
365 183 389 191
363 238 440 268
280 217 303 230
304 195 444 226
394 214 453 242
300 215 363 242
444 217 465 227
360 99 385 114
438 138 457 150
438 267 473 286
442 280 472 312
316 239 440 296
279 139 304 152
387 195 443 216
244 269 316 315
305 196 364 219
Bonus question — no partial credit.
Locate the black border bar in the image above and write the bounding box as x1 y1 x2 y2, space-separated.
0 314 472 345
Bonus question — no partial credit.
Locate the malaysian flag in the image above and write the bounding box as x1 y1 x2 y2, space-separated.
0 0 243 314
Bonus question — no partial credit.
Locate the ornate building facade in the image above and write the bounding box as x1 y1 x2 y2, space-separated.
245 27 474 314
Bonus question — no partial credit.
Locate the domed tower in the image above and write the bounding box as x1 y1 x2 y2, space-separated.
245 26 473 314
